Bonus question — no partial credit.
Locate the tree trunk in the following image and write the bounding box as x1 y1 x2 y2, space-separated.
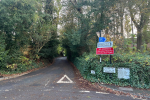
120 15 124 36
137 28 142 50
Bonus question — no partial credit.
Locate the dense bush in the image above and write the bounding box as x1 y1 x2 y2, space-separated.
39 39 59 62
0 34 9 70
0 0 57 75
0 34 42 74
73 52 150 89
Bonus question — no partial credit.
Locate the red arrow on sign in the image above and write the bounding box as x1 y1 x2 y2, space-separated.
96 47 114 55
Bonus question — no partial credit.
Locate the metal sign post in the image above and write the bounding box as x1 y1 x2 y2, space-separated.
100 30 102 63
96 30 114 64
110 38 112 64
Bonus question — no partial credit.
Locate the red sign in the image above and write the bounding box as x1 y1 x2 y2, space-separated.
96 47 114 55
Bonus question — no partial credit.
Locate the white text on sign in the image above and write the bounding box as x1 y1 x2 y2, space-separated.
97 41 113 48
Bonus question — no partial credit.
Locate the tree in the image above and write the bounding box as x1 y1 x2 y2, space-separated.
61 0 117 60
0 0 58 59
113 0 127 36
125 15 132 38
128 0 150 50
29 0 57 56
0 0 36 52
55 0 62 32
143 25 150 50
0 0 59 71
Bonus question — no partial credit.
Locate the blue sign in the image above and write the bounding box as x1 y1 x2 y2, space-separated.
99 37 106 42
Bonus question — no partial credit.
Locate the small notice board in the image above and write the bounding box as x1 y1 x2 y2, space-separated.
103 67 116 73
118 68 130 79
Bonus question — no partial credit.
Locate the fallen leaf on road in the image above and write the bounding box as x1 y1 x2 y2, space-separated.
87 96 91 98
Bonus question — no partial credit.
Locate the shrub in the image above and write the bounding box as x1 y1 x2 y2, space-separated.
39 39 59 62
73 52 150 89
0 34 9 70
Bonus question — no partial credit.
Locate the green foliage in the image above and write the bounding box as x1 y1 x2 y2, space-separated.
60 0 123 62
28 0 58 57
0 35 38 73
57 44 63 54
73 52 150 89
16 60 42 73
0 34 9 69
0 0 36 51
0 0 59 75
143 25 150 45
61 30 81 61
39 39 59 62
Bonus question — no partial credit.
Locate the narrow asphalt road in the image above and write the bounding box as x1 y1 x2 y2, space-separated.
0 57 141 100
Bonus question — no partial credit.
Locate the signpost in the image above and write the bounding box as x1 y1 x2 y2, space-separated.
95 31 130 81
96 47 114 55
96 30 114 79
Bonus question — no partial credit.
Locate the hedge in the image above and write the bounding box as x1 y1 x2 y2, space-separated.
73 52 150 89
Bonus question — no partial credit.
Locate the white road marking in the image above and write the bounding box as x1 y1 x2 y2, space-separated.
58 90 70 91
57 75 74 83
96 92 109 94
79 91 90 93
45 80 50 86
43 89 52 91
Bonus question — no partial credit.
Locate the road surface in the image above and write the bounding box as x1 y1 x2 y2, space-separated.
0 57 141 100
